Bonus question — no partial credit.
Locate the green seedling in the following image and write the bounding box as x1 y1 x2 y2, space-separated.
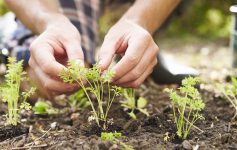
69 89 90 111
121 88 149 119
0 57 35 125
33 100 59 115
101 132 134 150
165 77 205 139
60 60 121 129
218 76 237 119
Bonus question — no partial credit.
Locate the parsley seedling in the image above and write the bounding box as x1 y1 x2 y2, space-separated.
165 77 205 139
0 57 35 125
33 99 59 115
101 132 134 150
120 88 149 119
218 76 237 120
60 61 121 129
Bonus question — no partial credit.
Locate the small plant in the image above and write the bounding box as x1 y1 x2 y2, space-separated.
218 76 237 119
0 57 35 125
69 89 90 111
101 132 134 150
120 88 149 119
165 77 205 139
33 99 59 115
60 60 121 129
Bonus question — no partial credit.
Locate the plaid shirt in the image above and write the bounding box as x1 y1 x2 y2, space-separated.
9 0 102 65
58 0 101 63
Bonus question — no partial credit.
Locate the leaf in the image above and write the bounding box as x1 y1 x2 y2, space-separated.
33 100 59 115
101 132 121 141
137 97 147 108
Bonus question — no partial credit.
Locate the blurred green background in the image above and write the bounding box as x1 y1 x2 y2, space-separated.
99 0 236 42
0 0 236 40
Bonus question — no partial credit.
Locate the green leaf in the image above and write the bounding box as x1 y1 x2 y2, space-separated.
101 132 121 141
137 97 147 108
33 100 59 115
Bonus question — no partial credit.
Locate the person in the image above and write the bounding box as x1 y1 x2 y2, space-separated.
3 0 195 98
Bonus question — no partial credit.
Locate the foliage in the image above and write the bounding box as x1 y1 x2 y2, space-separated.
165 77 205 139
60 60 121 129
0 1 8 16
101 132 134 150
163 0 235 39
33 100 59 115
99 0 235 41
120 88 149 119
69 89 90 111
218 77 237 120
0 57 35 125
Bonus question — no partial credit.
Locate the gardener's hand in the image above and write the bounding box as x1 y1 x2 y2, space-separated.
29 17 83 94
99 20 159 88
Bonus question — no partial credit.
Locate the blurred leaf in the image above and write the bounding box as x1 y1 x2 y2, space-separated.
137 97 147 109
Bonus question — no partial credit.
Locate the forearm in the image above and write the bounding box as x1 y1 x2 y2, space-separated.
120 0 180 34
4 0 67 34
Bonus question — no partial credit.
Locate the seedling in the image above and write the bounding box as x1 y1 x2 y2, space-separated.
69 89 90 111
101 132 134 150
0 57 35 125
60 60 121 129
120 88 149 119
218 76 237 119
33 99 59 115
165 77 205 139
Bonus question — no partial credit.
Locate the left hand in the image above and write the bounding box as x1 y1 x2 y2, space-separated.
98 20 159 88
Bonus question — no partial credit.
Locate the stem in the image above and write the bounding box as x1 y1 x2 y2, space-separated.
76 79 100 126
183 110 200 139
172 104 177 124
105 90 116 119
184 108 193 136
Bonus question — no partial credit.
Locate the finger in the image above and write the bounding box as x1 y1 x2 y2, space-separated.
113 43 159 84
30 42 66 77
112 33 152 81
119 60 156 88
98 32 126 71
30 58 79 93
63 37 85 67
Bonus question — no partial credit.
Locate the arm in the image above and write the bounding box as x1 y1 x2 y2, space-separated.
4 0 84 94
121 0 180 33
99 0 180 88
4 0 63 34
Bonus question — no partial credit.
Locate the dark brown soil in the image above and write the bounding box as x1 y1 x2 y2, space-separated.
0 77 237 150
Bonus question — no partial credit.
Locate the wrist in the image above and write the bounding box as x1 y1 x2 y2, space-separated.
35 13 70 34
119 17 150 32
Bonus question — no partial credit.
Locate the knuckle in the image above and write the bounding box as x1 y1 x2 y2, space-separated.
142 30 152 41
131 69 141 79
28 58 33 67
126 54 139 64
29 42 37 52
41 62 51 74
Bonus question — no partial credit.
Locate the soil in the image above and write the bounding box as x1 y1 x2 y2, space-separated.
0 39 237 149
0 77 237 150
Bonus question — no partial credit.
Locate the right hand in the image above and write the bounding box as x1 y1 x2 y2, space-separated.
28 16 84 96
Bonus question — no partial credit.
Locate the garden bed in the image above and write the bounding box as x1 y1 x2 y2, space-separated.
0 77 236 150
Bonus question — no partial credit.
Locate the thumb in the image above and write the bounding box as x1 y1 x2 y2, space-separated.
64 39 85 67
98 34 123 71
